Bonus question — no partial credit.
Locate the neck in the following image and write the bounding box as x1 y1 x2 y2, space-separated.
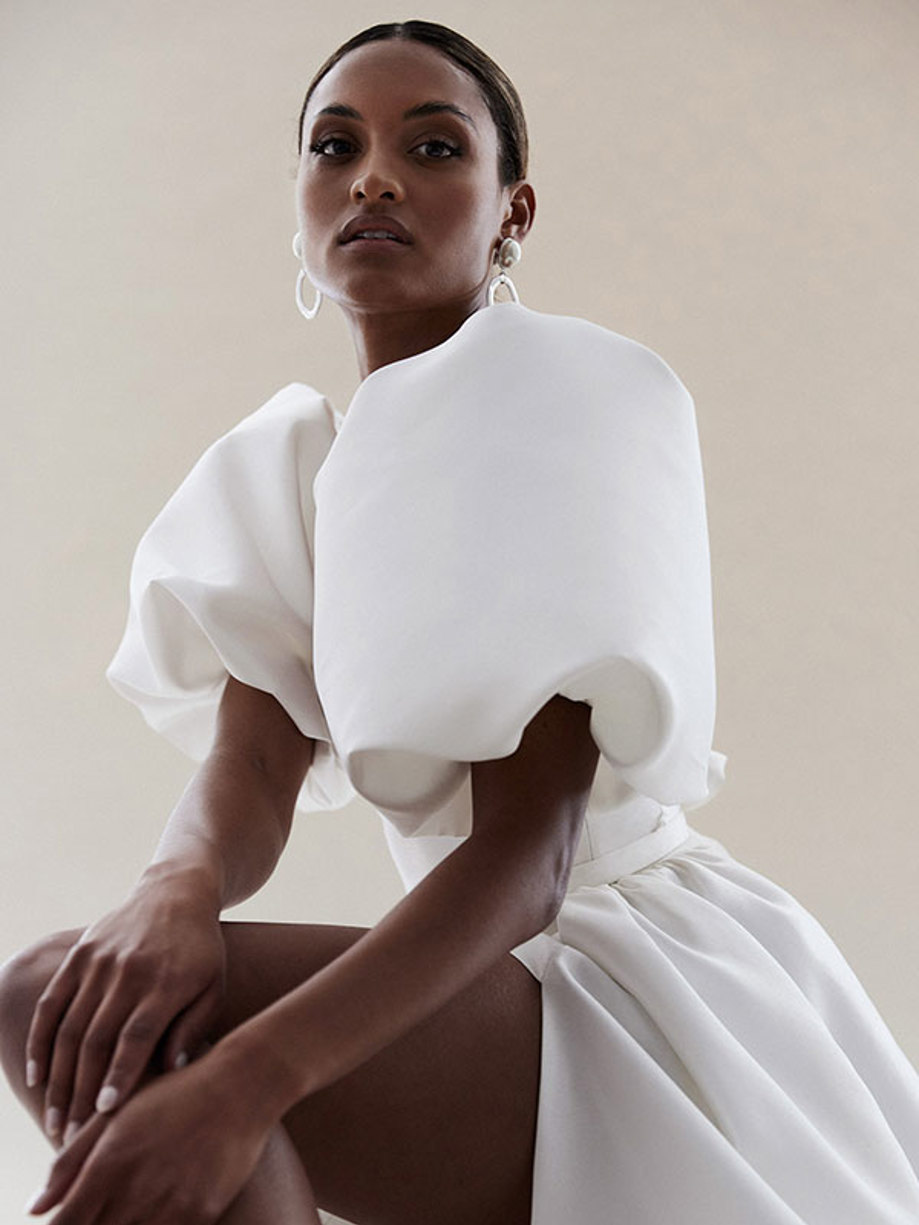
341 293 489 381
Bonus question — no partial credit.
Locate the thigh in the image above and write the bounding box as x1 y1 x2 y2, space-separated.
216 921 543 1225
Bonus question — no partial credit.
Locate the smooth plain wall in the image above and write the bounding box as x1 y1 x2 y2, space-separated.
2 0 917 1216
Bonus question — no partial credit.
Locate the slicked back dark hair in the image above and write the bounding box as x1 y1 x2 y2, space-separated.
297 20 529 187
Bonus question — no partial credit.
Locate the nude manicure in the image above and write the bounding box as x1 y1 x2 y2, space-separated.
24 1188 46 1214
96 1085 119 1113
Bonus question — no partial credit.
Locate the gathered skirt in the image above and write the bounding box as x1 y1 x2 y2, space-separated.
506 826 919 1224
321 824 919 1224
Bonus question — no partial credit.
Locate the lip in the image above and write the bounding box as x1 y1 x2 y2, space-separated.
339 215 413 246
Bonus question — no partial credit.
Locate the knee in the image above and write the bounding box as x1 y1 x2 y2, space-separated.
0 929 82 1072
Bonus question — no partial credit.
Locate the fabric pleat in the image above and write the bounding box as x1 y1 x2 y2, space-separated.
513 831 919 1224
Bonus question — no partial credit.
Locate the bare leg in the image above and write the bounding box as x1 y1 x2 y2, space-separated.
0 931 322 1225
213 922 541 1225
219 1125 322 1224
2 920 543 1225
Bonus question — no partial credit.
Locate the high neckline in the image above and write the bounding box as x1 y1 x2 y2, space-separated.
350 301 524 405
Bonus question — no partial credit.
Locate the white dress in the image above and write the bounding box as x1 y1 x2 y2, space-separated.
107 303 919 1224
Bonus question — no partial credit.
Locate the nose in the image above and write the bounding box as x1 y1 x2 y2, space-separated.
350 158 405 204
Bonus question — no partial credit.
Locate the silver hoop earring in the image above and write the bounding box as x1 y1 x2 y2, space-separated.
487 236 522 306
292 231 322 320
295 270 322 320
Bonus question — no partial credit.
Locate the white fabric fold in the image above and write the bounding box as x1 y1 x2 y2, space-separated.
105 382 356 811
313 303 727 829
513 831 919 1224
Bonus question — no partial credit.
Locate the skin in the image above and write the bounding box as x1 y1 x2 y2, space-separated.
0 38 600 1225
295 39 535 378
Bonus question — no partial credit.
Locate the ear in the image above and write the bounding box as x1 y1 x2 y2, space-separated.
501 181 536 246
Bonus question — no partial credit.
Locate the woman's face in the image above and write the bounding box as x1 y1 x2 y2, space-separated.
296 39 531 315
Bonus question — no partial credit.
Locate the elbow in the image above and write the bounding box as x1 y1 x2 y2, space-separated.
527 861 568 938
467 834 565 944
535 844 578 933
497 839 576 942
540 880 567 932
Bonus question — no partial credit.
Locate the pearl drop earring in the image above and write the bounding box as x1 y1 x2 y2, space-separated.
487 236 522 305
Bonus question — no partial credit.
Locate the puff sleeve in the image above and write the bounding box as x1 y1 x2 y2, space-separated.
311 304 726 833
105 382 354 812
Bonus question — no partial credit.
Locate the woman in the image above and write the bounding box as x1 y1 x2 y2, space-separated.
2 19 919 1225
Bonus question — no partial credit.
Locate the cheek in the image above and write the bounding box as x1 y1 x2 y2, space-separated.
296 187 335 270
297 180 321 228
438 191 500 261
297 162 331 218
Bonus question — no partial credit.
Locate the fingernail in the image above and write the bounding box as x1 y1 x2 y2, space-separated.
63 1120 80 1147
44 1106 63 1137
25 1060 39 1089
24 1188 47 1214
174 1050 189 1069
96 1085 119 1113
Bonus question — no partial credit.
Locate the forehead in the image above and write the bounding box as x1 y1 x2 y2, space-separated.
305 40 492 131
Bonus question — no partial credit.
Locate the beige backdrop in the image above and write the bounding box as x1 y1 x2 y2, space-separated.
2 0 917 1216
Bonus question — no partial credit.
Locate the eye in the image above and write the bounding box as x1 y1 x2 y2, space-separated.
412 138 462 160
309 135 355 158
308 133 462 161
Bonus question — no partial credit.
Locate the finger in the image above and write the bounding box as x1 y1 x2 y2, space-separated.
28 1163 109 1225
25 1112 108 1216
25 951 82 1093
162 982 223 1072
65 988 143 1139
42 977 109 1142
94 1000 174 1116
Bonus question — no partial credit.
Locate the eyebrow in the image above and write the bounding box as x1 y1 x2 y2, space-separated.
314 101 478 130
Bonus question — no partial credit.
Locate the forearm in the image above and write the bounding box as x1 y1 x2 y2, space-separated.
219 829 557 1120
142 748 295 912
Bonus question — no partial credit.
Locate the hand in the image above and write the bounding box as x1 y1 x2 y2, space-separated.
25 868 226 1144
25 1049 282 1225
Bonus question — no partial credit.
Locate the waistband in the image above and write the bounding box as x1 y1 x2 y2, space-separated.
566 807 691 891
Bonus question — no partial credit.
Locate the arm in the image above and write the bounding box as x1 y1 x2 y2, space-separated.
27 692 599 1222
27 676 316 1138
144 674 316 911
215 692 600 1117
